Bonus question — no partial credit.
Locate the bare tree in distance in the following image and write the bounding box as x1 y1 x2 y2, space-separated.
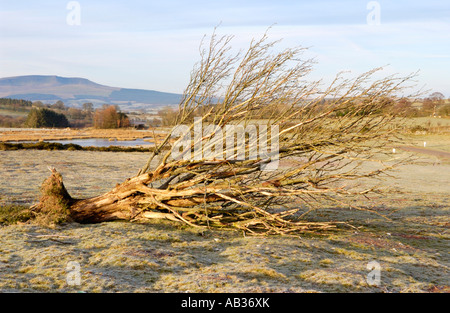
32 28 420 235
429 92 445 102
423 92 445 117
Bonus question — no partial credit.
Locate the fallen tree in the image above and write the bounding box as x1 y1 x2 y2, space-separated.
31 29 419 235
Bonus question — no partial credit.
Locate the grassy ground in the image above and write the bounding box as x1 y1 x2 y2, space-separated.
0 129 448 293
0 197 448 292
403 133 450 153
402 116 450 130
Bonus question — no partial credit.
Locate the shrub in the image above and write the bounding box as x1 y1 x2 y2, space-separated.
437 103 450 116
93 105 130 128
24 108 70 128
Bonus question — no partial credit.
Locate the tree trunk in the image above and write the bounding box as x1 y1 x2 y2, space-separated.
32 168 182 224
32 168 338 234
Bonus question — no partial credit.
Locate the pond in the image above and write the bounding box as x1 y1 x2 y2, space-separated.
11 138 155 147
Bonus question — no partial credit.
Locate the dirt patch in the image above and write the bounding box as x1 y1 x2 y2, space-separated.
398 146 450 159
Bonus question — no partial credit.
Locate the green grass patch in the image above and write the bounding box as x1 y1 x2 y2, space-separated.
0 205 33 225
0 141 156 152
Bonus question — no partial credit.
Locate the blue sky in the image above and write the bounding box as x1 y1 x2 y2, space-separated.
1 0 449 96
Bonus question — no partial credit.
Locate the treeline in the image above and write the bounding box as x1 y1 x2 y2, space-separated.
33 100 94 128
0 98 130 129
34 102 130 129
156 94 450 126
297 96 449 118
0 98 33 110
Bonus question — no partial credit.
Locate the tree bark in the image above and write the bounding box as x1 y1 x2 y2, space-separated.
33 169 161 223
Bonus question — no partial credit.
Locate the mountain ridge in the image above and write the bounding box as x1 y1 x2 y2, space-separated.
0 75 182 108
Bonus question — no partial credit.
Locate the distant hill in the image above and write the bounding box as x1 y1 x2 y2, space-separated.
0 75 182 109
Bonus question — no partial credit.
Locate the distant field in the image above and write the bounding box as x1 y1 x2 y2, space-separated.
0 109 28 117
403 116 450 128
0 127 169 143
404 133 450 153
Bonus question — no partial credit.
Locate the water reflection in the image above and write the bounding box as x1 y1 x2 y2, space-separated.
23 138 155 147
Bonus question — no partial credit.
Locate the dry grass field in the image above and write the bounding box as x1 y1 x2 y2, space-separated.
0 121 448 293
0 127 170 143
